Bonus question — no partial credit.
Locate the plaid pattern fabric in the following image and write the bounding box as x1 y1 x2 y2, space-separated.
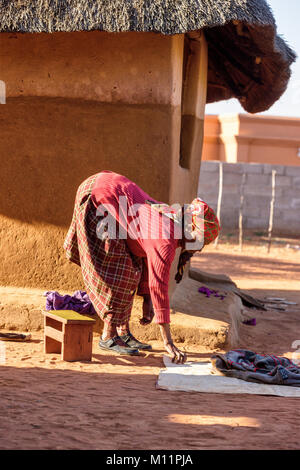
64 175 143 326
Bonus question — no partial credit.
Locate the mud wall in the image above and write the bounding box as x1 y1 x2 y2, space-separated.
0 97 178 289
0 31 187 289
0 30 208 290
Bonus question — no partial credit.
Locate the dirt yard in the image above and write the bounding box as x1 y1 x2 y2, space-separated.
0 232 299 450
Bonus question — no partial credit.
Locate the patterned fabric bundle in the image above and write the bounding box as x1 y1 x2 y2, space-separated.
211 349 300 386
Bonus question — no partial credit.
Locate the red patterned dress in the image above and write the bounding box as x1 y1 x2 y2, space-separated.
64 171 180 327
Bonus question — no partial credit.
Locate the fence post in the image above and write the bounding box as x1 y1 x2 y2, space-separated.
214 161 223 248
267 170 277 254
239 173 246 251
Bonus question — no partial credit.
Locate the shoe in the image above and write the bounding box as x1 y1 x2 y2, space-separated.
119 333 152 351
98 336 140 356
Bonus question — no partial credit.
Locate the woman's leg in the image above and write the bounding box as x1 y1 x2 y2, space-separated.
117 321 152 351
116 321 130 337
102 322 118 341
99 317 140 355
71 191 143 353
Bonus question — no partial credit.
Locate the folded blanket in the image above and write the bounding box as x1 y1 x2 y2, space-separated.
211 349 300 387
44 290 96 315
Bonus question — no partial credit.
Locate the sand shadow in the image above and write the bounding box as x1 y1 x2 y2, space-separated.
0 363 299 450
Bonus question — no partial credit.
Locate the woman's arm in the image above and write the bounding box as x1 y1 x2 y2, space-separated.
159 323 187 364
145 243 187 363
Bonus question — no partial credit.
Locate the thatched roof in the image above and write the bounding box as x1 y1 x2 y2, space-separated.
0 0 296 113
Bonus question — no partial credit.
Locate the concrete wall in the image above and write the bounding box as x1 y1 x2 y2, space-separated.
198 161 300 237
203 114 300 166
0 30 207 289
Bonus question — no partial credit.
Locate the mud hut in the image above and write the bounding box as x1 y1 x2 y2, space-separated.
0 0 296 290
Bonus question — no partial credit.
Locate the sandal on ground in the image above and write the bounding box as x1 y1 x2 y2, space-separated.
119 333 152 350
98 336 140 356
0 332 31 342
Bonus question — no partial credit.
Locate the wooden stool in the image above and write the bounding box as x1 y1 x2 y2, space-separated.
42 310 96 362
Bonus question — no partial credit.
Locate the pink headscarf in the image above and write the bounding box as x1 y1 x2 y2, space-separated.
187 197 220 246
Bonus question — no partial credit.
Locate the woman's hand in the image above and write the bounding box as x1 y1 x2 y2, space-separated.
159 323 187 364
139 294 155 325
164 341 187 364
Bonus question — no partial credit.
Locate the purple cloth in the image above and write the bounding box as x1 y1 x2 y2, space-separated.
44 290 96 315
198 286 226 300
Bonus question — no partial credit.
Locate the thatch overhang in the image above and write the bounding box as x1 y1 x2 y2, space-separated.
0 0 296 113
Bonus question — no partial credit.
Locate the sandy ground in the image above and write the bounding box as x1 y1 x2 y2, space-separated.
0 234 300 450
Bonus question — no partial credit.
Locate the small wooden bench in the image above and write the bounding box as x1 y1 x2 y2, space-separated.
42 310 96 362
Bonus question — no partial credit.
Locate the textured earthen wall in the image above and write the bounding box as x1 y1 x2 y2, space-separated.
1 31 182 105
0 30 208 290
0 98 178 289
0 31 185 289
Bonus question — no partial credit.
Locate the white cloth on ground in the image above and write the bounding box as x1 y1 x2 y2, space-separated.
157 355 300 397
